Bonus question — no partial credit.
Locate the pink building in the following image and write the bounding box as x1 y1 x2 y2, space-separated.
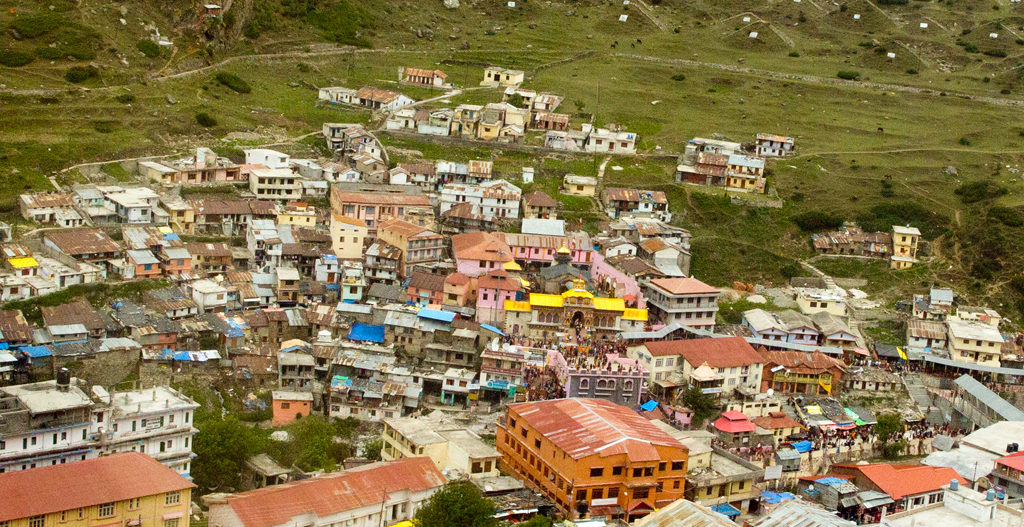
475 269 523 324
451 231 513 277
589 252 645 307
502 232 595 269
159 247 193 276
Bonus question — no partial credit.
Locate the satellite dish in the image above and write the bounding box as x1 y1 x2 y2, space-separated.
767 388 774 396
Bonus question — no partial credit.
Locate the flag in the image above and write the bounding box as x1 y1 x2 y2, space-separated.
818 378 832 394
897 346 908 361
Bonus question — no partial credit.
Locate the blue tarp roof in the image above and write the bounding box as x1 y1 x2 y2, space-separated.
163 233 180 241
640 400 658 412
20 346 52 358
761 491 796 504
418 308 455 323
173 350 192 361
711 503 741 517
790 440 813 453
816 477 848 486
349 323 385 343
480 324 504 336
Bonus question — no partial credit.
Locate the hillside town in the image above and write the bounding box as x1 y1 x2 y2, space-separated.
2 60 1024 527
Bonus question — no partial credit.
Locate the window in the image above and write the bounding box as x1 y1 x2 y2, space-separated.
575 489 587 501
534 439 541 449
633 488 649 499
592 488 604 500
658 462 666 472
673 480 680 489
165 491 181 505
164 520 179 527
643 467 654 477
29 517 45 527
521 428 528 438
590 467 604 478
128 498 140 510
281 402 291 409
632 468 643 477
671 461 684 471
98 503 115 518
612 466 623 476
59 511 66 523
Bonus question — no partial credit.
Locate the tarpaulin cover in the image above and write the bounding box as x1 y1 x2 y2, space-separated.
640 400 658 412
791 440 813 453
173 350 192 361
348 323 385 343
760 491 796 504
480 324 505 336
711 503 741 517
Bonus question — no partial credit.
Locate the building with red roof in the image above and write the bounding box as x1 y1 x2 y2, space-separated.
751 411 804 446
991 451 1024 499
0 452 193 526
497 398 689 522
633 337 764 397
758 348 846 395
831 463 968 511
205 457 445 527
643 277 721 329
712 411 757 447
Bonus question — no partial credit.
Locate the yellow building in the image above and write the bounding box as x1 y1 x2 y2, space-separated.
381 413 501 479
277 202 318 227
947 319 1004 367
0 452 194 527
562 175 597 197
504 278 647 340
329 213 369 261
891 225 921 269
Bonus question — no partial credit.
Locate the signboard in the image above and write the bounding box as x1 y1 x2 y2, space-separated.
487 379 510 390
764 465 783 481
591 498 618 507
701 387 723 394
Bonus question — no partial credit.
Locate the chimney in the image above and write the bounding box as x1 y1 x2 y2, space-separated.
56 368 71 391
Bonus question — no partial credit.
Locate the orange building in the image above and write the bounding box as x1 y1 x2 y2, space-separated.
497 398 689 522
271 390 313 426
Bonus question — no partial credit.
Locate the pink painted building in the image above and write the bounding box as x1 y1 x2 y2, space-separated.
502 232 595 269
451 231 513 277
475 269 523 324
590 252 645 307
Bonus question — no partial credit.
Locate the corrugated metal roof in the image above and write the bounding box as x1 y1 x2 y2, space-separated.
953 374 1024 420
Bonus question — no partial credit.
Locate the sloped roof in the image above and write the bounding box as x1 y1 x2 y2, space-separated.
508 398 685 462
649 277 719 296
644 337 763 368
758 349 846 375
221 458 445 527
751 412 803 431
41 299 105 332
0 453 193 522
713 411 756 434
408 272 446 292
953 374 1024 421
44 228 120 255
523 191 557 208
839 463 966 500
451 231 513 262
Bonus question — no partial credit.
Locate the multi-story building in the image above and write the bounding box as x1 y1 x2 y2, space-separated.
602 188 671 221
522 191 558 219
504 279 648 341
330 189 433 234
755 133 795 157
438 180 522 223
831 463 966 513
249 168 304 201
364 241 402 284
497 398 689 521
329 213 368 261
381 413 500 478
0 376 198 479
991 451 1024 499
546 350 648 408
276 201 318 227
644 277 720 329
634 337 764 396
758 349 845 395
140 147 242 185
478 342 528 398
205 458 444 527
724 154 766 193
0 453 194 527
947 319 1004 367
19 192 84 227
377 219 444 275
891 225 921 269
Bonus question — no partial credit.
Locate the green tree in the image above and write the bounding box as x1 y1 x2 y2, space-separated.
191 416 267 493
282 415 349 471
875 413 907 459
362 437 384 461
518 516 552 527
414 480 498 527
682 386 718 428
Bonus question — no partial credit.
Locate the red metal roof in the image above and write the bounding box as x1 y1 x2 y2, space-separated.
0 453 194 522
649 277 720 295
644 337 763 368
223 458 445 527
751 412 803 431
996 451 1024 472
508 398 686 462
713 412 756 434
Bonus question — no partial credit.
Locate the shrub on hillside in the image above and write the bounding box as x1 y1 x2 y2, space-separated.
65 65 98 83
136 39 161 58
837 70 860 80
671 73 685 81
195 112 218 127
214 72 251 93
955 181 1007 204
792 211 844 232
0 49 34 67
115 93 136 104
989 206 1024 227
9 13 61 39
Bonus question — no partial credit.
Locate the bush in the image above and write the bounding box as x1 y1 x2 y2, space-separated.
791 210 844 232
984 49 1008 58
788 51 800 57
214 72 251 93
837 70 860 80
0 49 34 67
64 65 98 83
958 137 971 146
195 112 218 127
955 181 1007 204
243 23 261 39
92 120 116 133
780 262 803 279
115 93 135 104
671 73 685 81
9 13 61 39
297 62 311 73
906 68 918 74
989 206 1024 227
34 47 63 60
307 1 374 48
136 39 161 58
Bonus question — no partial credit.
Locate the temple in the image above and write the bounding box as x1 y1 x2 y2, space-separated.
503 277 648 340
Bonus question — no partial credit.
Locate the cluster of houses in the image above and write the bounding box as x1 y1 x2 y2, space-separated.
675 133 795 194
813 222 923 269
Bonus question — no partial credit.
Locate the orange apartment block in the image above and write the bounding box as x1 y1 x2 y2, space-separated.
497 398 689 522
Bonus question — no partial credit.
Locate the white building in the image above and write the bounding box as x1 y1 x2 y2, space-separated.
205 458 445 527
438 180 522 221
382 412 501 479
244 149 290 169
190 278 228 312
755 133 795 157
585 128 637 154
249 167 304 201
0 377 198 479
318 86 356 104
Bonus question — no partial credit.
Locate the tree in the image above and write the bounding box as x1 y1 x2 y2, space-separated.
191 416 267 493
361 437 384 461
278 415 350 471
414 480 498 527
875 412 907 459
518 516 552 527
682 386 718 428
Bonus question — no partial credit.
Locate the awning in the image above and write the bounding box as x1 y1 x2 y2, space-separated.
480 323 505 336
711 503 741 517
854 347 869 356
162 512 184 520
